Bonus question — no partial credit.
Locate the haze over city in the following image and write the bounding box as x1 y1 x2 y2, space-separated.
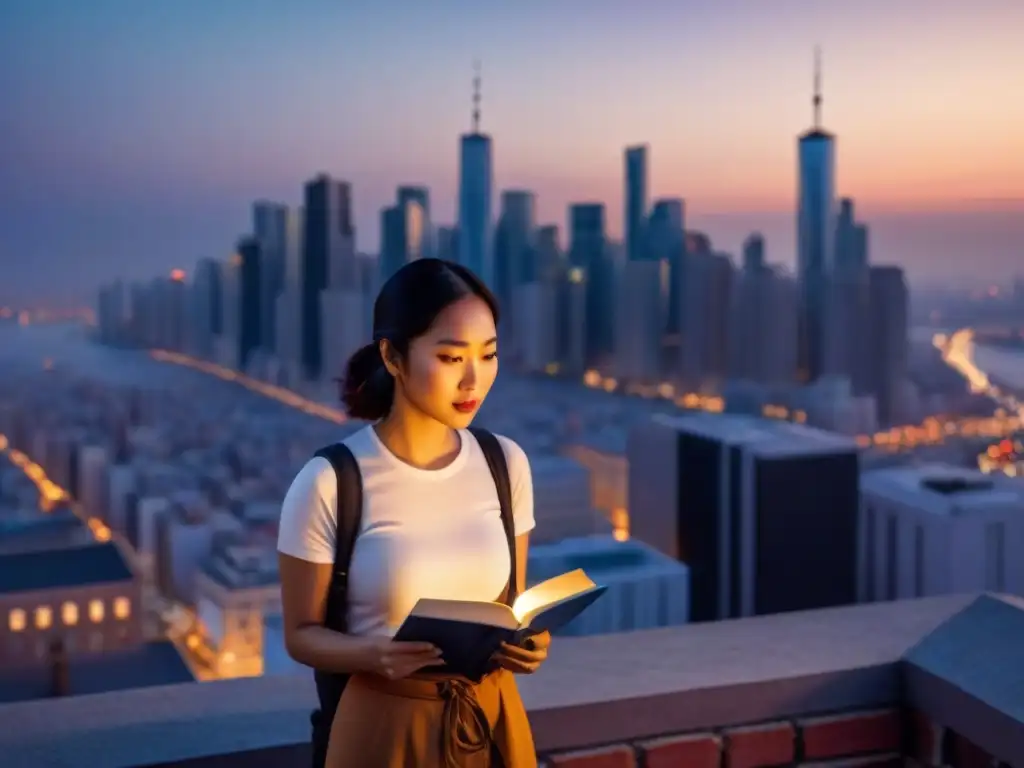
2 0 1022 306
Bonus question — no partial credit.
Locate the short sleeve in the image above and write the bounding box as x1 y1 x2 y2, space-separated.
496 436 535 537
277 457 338 564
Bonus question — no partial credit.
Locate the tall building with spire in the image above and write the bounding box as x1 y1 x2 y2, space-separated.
796 48 836 384
457 62 494 288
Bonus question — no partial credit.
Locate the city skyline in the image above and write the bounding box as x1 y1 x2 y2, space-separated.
2 0 1023 305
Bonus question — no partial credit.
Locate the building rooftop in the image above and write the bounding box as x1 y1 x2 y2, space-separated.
0 640 194 704
0 593 1021 768
651 412 858 456
202 542 279 590
862 463 1024 516
529 535 687 583
0 541 133 594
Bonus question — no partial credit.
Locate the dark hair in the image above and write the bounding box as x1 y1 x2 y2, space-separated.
339 259 499 421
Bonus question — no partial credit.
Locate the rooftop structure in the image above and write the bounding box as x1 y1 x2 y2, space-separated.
862 462 1024 517
0 593 1021 766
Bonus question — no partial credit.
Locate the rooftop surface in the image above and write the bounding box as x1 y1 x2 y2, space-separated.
1 593 1021 768
862 463 1024 515
0 541 133 594
0 640 194 705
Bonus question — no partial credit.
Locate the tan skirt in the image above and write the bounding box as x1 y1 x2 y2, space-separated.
325 668 537 768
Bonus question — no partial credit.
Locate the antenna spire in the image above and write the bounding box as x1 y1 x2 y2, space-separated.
812 46 823 128
472 60 482 133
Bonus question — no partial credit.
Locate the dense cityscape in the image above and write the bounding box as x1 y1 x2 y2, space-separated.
1 19 1023 766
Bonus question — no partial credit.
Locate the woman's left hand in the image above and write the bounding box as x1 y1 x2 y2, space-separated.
492 630 551 675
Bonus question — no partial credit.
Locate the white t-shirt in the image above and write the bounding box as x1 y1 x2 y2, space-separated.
277 426 535 637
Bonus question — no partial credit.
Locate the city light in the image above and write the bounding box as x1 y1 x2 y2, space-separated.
149 350 348 424
0 433 116 542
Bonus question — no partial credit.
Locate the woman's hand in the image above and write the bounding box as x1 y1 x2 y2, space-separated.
362 637 443 680
491 630 551 675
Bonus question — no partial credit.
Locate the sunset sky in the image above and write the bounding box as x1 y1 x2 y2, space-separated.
1 0 1022 306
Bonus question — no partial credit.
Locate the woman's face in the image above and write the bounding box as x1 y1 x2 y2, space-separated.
394 295 499 428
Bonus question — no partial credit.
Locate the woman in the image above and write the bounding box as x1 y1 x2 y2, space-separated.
277 258 548 767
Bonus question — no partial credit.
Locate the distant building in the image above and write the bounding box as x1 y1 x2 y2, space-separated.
860 464 1023 601
194 539 280 679
252 201 288 357
680 252 733 390
797 51 835 383
0 532 191 703
527 535 689 635
868 265 909 426
624 145 649 262
563 432 628 522
568 203 613 369
627 413 860 623
529 456 614 544
458 89 494 288
301 174 355 380
730 258 799 387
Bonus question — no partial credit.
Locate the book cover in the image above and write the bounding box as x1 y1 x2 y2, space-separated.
392 569 606 680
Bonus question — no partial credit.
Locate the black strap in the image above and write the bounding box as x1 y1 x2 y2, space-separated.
309 442 363 768
468 427 518 606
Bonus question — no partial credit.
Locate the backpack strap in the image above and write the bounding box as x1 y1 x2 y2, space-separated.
314 442 364 632
309 442 363 768
468 427 518 606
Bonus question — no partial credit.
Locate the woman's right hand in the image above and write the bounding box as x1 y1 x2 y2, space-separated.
362 637 442 680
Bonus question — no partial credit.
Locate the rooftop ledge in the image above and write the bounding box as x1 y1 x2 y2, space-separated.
1 593 1023 768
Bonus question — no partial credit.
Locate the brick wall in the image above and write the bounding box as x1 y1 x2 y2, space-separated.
908 709 1008 768
542 708 904 768
541 707 1014 768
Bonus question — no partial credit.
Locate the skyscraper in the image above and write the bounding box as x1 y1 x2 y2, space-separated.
252 201 287 355
826 198 872 393
436 226 458 263
569 203 612 368
190 258 222 359
624 145 649 262
868 266 909 426
231 238 262 371
457 63 494 288
648 198 686 335
495 190 536 311
274 209 304 383
796 49 836 384
301 175 354 380
730 244 799 387
380 193 427 283
397 186 432 258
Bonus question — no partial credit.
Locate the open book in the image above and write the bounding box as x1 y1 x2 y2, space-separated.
392 569 607 680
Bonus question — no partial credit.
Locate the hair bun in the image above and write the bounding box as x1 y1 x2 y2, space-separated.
339 343 393 421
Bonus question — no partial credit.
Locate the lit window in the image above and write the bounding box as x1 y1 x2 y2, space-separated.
113 597 131 620
9 609 26 632
62 602 79 626
35 606 52 630
88 599 104 623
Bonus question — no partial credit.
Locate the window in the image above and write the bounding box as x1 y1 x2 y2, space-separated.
113 597 131 620
35 606 52 630
89 631 103 651
62 601 79 626
8 608 26 632
88 599 104 623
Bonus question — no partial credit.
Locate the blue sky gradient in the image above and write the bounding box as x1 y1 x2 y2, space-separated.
1 0 1021 305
